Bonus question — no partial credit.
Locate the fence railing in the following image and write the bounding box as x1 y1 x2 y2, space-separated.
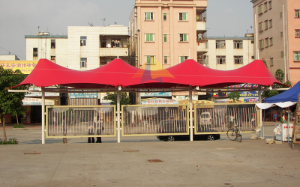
46 105 116 138
122 105 189 136
194 103 256 134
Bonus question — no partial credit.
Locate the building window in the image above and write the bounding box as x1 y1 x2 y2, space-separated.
234 40 243 49
216 40 226 49
81 58 87 68
265 38 269 48
280 32 283 38
51 56 56 63
252 56 255 59
269 19 272 28
270 58 274 66
216 56 226 64
180 56 188 63
264 2 268 12
33 48 38 57
101 38 106 48
270 37 273 46
145 12 154 20
145 34 154 42
259 22 263 32
258 5 263 15
281 51 284 58
51 39 55 49
80 36 87 46
179 13 187 21
164 34 167 42
294 52 300 61
296 10 300 18
164 56 168 64
251 40 254 44
296 30 300 37
234 56 243 64
264 20 268 30
179 34 188 42
163 13 167 21
146 55 155 64
280 12 283 18
269 1 272 10
259 40 264 49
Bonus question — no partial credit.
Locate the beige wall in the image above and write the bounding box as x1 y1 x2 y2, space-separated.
131 0 207 68
287 0 300 85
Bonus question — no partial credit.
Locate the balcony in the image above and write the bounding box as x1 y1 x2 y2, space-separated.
99 47 128 57
197 31 207 44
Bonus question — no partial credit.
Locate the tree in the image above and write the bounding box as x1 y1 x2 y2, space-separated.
228 92 240 102
103 92 130 106
0 67 27 141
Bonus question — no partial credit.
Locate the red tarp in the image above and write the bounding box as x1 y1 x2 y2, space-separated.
13 58 281 89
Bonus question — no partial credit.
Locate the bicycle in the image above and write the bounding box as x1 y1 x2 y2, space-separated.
227 123 242 142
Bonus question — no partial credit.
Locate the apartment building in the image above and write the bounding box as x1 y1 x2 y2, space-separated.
203 35 254 70
25 25 129 70
251 0 300 85
129 0 207 68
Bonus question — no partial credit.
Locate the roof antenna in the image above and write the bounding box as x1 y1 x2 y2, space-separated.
103 18 106 26
88 22 93 27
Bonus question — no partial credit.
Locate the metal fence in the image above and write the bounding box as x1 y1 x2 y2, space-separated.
46 105 116 138
122 105 189 136
194 103 256 134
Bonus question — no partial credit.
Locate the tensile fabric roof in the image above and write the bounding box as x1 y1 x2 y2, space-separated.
13 58 281 89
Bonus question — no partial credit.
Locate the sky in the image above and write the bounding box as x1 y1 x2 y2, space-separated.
0 0 253 60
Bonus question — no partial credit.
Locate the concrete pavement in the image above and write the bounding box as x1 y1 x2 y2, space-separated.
0 123 300 187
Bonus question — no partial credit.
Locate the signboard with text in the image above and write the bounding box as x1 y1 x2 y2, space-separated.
0 61 38 74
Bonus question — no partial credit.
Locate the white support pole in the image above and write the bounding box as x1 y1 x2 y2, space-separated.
117 90 121 143
258 86 264 137
41 87 45 144
189 90 193 141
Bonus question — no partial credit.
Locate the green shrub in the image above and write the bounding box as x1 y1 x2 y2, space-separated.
13 124 24 128
0 138 19 144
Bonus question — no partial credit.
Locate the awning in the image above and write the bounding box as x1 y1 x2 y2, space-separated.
256 101 296 109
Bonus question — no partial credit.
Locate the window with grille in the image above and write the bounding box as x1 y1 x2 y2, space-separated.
258 5 263 14
269 19 272 28
234 40 243 49
269 1 272 10
294 52 300 61
81 58 87 68
180 56 188 63
145 34 154 42
80 36 87 46
146 56 155 64
145 12 154 20
179 34 188 42
264 20 268 30
295 10 300 18
259 22 263 32
264 2 268 12
265 38 269 48
270 58 274 66
179 13 187 21
259 40 264 49
216 56 226 64
234 56 243 64
296 30 300 37
216 40 226 49
270 38 273 46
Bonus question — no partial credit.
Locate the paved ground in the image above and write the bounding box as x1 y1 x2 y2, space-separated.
1 122 300 187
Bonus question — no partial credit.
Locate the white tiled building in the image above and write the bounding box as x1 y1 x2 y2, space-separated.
25 25 129 70
199 34 255 70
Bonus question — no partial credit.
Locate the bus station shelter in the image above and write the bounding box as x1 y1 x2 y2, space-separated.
10 58 282 144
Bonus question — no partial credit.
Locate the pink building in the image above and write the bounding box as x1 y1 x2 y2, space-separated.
129 0 207 68
252 0 300 85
